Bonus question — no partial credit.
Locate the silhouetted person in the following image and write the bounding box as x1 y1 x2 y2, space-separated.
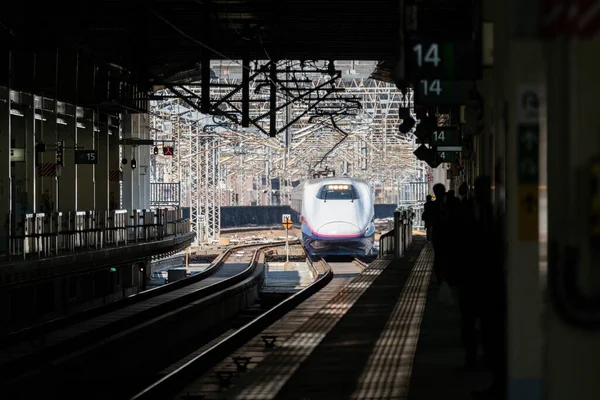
452 182 480 370
465 176 506 399
446 189 460 208
438 188 461 286
422 195 434 242
430 183 449 283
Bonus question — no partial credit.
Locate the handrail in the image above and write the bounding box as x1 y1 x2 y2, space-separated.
4 208 192 261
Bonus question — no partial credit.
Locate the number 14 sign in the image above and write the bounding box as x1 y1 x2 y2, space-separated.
415 79 471 105
406 39 481 80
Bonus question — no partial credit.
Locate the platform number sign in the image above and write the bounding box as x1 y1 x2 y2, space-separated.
75 150 98 164
432 127 461 148
408 41 444 80
407 39 481 80
415 80 471 106
413 43 441 68
420 79 442 96
436 151 458 164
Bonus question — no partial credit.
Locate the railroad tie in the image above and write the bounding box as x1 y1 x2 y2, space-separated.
261 334 277 349
232 356 252 372
215 370 236 387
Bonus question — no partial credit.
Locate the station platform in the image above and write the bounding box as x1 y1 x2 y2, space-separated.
0 208 195 335
170 235 492 400
261 261 315 294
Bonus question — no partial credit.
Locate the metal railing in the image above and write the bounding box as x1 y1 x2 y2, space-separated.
397 201 425 230
150 182 181 207
378 208 415 259
6 208 191 260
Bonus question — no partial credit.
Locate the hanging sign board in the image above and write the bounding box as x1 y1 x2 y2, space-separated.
10 148 25 162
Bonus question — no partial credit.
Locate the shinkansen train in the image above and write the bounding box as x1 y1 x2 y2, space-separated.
290 177 375 256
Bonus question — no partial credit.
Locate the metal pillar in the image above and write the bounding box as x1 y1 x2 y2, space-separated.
200 137 220 241
190 122 200 244
544 14 600 400
170 102 180 185
0 54 12 253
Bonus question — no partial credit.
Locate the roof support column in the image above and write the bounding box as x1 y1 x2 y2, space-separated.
122 113 137 212
57 103 76 212
77 106 95 210
24 93 36 215
96 112 110 212
544 9 600 400
496 0 545 398
0 52 12 254
136 114 150 211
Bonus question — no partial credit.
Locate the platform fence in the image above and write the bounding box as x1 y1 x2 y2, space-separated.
379 207 417 259
4 208 191 261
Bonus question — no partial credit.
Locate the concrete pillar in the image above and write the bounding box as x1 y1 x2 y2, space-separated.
35 102 57 214
109 122 120 209
77 109 95 210
25 94 36 214
136 113 151 210
431 165 449 189
11 101 27 217
544 33 600 400
96 113 110 212
122 143 137 212
122 113 138 212
0 85 12 252
57 104 76 212
123 112 155 211
495 0 545 398
505 42 545 400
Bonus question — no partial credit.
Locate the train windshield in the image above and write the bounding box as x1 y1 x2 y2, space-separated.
316 184 360 201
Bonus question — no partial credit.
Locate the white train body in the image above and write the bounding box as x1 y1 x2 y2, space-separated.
290 177 375 256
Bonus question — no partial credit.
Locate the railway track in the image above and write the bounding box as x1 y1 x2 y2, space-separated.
130 257 368 400
2 240 297 399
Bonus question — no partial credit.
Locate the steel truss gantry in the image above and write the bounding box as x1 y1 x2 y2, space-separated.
150 60 427 243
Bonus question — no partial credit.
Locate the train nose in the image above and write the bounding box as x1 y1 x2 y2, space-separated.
316 221 361 238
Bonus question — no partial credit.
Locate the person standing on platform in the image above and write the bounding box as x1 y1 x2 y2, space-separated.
452 180 481 371
430 183 450 284
422 195 434 243
465 175 506 399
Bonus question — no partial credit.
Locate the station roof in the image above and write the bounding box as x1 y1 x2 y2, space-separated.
3 0 400 81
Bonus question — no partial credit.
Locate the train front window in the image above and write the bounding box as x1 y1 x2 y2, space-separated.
316 185 359 201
